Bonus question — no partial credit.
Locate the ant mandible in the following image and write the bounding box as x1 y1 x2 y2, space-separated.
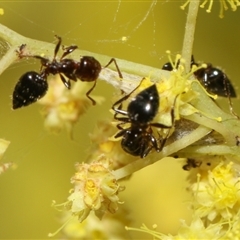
112 79 176 158
12 35 123 109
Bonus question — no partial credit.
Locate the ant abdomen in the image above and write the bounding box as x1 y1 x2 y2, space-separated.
12 71 48 109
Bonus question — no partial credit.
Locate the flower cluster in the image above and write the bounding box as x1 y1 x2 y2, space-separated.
128 159 240 239
190 160 240 221
54 155 124 224
126 216 222 240
38 76 104 135
181 0 240 18
48 124 133 238
60 207 131 239
88 119 137 170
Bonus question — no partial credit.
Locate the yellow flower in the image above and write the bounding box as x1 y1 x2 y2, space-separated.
224 211 240 240
88 119 137 170
190 161 240 222
181 0 240 18
126 217 223 239
38 76 104 135
54 155 124 224
170 217 222 239
60 207 131 239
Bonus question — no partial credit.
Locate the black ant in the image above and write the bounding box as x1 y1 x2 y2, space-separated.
12 35 122 109
162 56 236 98
112 79 176 158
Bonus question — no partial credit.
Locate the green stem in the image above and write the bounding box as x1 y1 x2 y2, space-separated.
0 23 169 91
114 125 211 180
1 22 240 182
181 0 200 72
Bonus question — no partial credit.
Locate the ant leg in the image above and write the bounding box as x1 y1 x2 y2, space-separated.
116 121 129 130
54 35 62 59
16 43 51 74
16 36 61 61
114 127 129 138
113 104 132 131
112 78 144 113
16 44 40 60
151 94 180 152
86 80 97 105
60 45 78 60
158 136 168 152
59 73 71 89
142 145 153 158
16 44 27 58
102 58 123 79
141 132 158 158
113 102 128 119
224 76 240 119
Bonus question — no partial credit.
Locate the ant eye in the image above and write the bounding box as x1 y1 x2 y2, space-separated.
12 71 48 109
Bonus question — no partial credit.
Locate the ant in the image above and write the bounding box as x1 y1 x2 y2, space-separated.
162 56 236 98
12 35 123 109
112 79 176 158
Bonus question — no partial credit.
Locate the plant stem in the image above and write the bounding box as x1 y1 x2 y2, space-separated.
0 23 169 92
113 125 211 180
1 22 240 181
181 0 200 72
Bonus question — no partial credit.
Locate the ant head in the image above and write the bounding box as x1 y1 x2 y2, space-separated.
76 56 101 82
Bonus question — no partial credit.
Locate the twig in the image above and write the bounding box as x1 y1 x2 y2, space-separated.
181 0 200 72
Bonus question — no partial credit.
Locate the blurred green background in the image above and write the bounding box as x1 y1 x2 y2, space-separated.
0 1 239 239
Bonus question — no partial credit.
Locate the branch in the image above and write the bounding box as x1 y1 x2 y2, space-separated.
181 0 200 72
0 23 240 182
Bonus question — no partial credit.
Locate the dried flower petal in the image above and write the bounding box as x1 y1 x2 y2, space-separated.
53 155 124 224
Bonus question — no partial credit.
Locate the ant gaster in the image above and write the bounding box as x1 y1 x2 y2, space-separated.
162 56 236 98
112 79 175 158
13 35 122 109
